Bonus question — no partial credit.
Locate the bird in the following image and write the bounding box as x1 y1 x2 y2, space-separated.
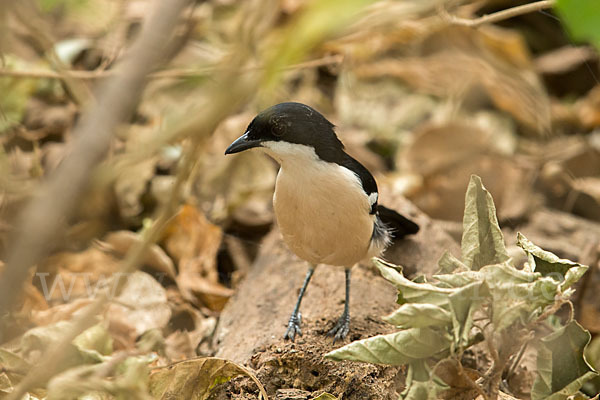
225 102 419 343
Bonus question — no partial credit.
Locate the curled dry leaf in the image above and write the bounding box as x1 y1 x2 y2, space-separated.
114 157 157 219
164 204 233 311
105 271 171 345
538 137 600 222
30 298 93 327
149 357 267 400
400 121 534 222
351 26 550 135
101 230 177 281
164 287 217 359
37 247 121 304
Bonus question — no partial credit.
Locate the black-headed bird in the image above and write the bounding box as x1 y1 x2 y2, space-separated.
225 102 419 342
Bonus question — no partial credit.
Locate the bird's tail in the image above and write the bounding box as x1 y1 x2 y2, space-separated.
376 204 419 239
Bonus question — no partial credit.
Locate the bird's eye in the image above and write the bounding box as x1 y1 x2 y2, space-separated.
270 116 286 137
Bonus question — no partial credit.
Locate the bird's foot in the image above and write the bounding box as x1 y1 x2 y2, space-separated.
327 312 350 344
284 312 302 341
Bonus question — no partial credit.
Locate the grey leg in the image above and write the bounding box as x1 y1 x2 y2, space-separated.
327 268 351 343
284 266 316 341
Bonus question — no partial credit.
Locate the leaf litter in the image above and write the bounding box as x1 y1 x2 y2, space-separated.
1 0 600 399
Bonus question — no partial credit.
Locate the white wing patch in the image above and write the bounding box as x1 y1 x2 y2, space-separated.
369 192 378 207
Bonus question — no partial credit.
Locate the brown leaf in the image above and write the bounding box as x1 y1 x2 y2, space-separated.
37 247 121 303
164 205 232 311
164 205 222 283
100 230 176 281
149 357 267 400
578 85 600 129
30 298 93 326
401 121 534 222
105 271 171 347
535 45 597 75
353 26 551 135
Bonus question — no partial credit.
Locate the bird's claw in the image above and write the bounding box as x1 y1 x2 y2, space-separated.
327 313 350 344
284 312 302 341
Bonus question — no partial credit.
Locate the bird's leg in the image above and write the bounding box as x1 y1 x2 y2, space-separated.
328 268 351 343
284 265 316 341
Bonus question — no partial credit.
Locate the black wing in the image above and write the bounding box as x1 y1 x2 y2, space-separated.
376 204 419 239
338 154 379 214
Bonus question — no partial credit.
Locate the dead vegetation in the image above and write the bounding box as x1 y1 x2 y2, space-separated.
1 0 600 399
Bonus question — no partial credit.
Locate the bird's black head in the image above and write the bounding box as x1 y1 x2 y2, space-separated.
225 102 344 162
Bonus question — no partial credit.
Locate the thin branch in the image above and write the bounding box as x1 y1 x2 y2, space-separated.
0 54 343 81
440 0 556 28
455 357 489 400
6 141 192 400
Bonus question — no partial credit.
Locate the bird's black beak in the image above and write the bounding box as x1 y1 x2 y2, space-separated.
225 131 263 155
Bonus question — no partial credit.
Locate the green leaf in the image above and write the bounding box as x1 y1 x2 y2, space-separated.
516 233 588 288
37 0 89 12
0 348 31 375
47 354 150 400
0 372 13 394
433 270 480 288
555 0 600 49
435 261 537 288
402 360 448 400
478 263 560 330
532 321 598 400
325 328 451 365
448 282 488 347
149 357 267 400
375 259 456 307
72 324 113 363
21 321 111 367
461 175 509 270
383 303 452 329
437 262 561 331
437 251 469 274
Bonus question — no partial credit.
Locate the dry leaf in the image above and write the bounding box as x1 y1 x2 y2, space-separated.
164 205 222 283
38 247 121 304
401 121 534 222
101 230 177 281
105 271 171 345
30 298 93 326
149 357 267 400
163 205 233 311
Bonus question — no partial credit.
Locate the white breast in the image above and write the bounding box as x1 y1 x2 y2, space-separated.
261 142 376 267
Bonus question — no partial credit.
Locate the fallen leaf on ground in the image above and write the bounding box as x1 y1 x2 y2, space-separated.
164 205 233 311
149 357 267 400
105 271 171 348
100 230 177 281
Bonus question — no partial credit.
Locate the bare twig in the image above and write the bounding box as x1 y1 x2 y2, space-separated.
5 107 197 400
455 357 489 400
505 340 529 382
440 0 555 28
0 0 193 316
0 54 343 81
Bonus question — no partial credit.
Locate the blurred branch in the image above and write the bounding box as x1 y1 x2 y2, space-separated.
0 0 193 316
440 0 555 27
5 137 196 400
0 54 344 80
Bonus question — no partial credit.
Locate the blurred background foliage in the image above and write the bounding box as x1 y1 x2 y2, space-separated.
1 0 600 398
